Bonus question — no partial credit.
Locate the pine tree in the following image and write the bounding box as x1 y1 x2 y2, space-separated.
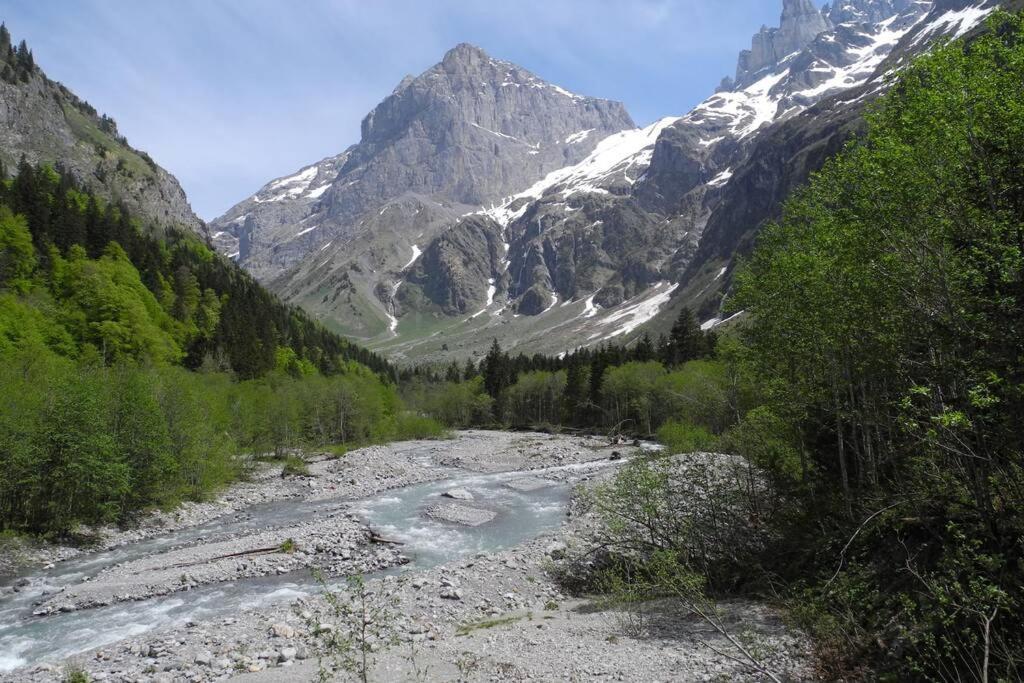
668 307 703 365
0 24 11 62
633 333 655 362
482 339 509 399
562 359 588 426
462 358 477 381
445 362 461 383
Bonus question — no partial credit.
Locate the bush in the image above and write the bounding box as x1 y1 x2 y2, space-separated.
656 420 717 454
280 456 310 478
387 412 448 441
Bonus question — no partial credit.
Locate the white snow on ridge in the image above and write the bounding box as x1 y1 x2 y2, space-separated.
917 3 994 42
269 166 318 191
486 278 496 307
565 129 594 144
701 310 745 331
792 18 912 101
470 122 519 141
306 184 331 199
482 117 680 226
253 166 320 203
692 68 790 139
708 168 734 187
296 224 319 237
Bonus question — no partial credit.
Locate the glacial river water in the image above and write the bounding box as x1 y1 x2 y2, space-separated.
0 453 617 672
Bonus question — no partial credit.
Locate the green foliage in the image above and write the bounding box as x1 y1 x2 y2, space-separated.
298 572 403 683
0 164 406 535
403 376 494 429
504 370 566 428
718 407 802 483
61 666 90 683
387 412 449 441
57 244 183 365
656 421 717 455
729 12 1024 678
0 207 35 291
280 456 311 478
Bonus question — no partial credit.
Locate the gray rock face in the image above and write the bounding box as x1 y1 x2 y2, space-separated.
0 69 205 237
342 43 634 212
735 0 831 86
400 214 506 316
210 42 635 286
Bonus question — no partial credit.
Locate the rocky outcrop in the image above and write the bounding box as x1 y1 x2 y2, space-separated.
400 214 506 316
735 0 831 86
0 67 205 237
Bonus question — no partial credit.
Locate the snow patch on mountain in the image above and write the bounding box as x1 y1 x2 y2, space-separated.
590 282 679 342
482 116 681 227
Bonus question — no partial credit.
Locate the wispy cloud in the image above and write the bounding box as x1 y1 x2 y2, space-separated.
2 0 781 219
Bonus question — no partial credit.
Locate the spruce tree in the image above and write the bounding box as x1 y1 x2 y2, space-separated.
482 338 509 399
562 359 588 426
445 362 461 383
668 307 703 365
0 24 10 62
633 333 655 362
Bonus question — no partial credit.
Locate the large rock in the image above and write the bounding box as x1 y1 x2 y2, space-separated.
505 477 557 492
441 488 475 501
425 503 496 527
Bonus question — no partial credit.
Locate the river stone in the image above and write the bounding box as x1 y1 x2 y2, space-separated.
425 503 496 527
269 622 295 638
441 487 474 501
505 477 556 492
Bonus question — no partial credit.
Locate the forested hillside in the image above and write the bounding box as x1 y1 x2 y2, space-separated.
0 161 435 536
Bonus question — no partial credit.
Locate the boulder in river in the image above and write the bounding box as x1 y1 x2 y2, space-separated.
425 503 496 527
505 477 556 492
441 488 474 501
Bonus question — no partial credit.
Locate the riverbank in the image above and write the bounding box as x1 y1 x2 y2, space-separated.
1 431 814 681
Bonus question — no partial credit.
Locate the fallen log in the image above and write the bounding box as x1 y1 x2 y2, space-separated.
368 530 404 546
133 545 282 574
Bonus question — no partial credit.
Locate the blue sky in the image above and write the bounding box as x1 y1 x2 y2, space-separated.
2 1 782 220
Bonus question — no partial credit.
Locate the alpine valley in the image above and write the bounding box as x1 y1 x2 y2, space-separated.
210 0 1009 363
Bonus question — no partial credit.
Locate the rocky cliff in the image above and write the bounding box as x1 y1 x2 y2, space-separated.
0 33 205 236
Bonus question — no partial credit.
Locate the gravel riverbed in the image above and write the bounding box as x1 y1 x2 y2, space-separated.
1 431 816 682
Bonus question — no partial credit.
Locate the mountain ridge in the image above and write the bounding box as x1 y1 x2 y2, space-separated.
211 0 1004 363
0 24 206 238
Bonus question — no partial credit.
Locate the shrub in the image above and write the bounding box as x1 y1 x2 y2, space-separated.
656 420 717 454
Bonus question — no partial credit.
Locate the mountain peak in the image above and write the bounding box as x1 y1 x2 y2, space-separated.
735 0 831 86
441 42 491 68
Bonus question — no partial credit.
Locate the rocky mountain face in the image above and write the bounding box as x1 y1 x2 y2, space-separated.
213 0 1003 363
0 50 205 236
210 44 633 288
